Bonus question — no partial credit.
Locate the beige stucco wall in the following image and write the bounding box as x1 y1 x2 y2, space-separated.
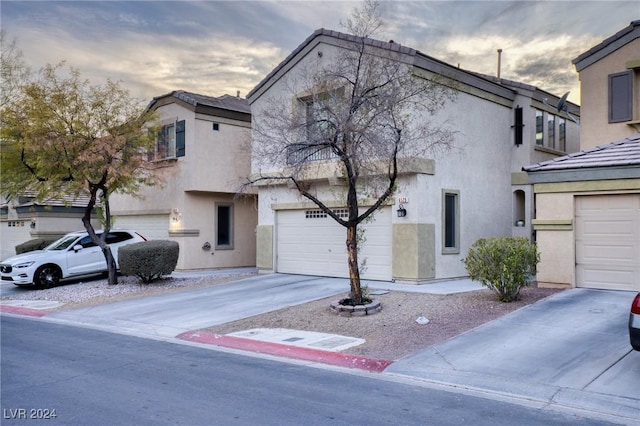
392 223 435 281
110 101 257 271
578 39 640 149
532 179 640 288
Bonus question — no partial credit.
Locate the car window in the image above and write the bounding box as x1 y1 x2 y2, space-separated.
78 236 98 249
105 232 133 244
46 236 80 251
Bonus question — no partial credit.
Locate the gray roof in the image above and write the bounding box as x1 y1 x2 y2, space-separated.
573 20 640 72
149 90 250 114
524 134 640 172
247 28 519 104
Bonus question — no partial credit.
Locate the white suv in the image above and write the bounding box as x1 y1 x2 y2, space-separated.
0 230 146 288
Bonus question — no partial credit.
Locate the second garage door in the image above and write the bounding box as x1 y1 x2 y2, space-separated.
575 194 640 291
276 207 392 281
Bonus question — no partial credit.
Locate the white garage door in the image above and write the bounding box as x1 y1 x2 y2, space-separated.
112 214 169 240
575 194 640 291
276 207 392 281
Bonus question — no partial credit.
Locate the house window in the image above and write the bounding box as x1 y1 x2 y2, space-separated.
609 71 632 123
535 109 544 146
442 190 460 254
286 95 337 165
154 120 185 160
558 118 566 152
216 204 233 249
547 114 556 150
213 123 219 131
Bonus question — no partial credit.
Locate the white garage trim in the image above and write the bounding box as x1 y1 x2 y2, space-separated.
575 194 640 291
276 207 392 281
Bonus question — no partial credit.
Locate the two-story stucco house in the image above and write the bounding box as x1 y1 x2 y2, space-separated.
110 90 257 271
525 21 640 292
0 195 100 260
248 29 579 283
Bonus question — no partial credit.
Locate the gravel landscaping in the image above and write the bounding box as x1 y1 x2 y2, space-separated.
1 273 562 361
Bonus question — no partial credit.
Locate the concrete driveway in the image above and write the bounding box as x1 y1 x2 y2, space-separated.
386 288 640 421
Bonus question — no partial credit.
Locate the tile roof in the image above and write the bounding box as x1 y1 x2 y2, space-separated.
524 134 640 172
150 90 250 114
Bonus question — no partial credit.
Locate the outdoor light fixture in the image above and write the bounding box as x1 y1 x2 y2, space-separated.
397 204 407 217
30 218 36 229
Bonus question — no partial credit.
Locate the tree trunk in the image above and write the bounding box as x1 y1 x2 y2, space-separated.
346 223 363 305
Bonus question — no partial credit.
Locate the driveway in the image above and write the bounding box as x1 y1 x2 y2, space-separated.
386 288 639 421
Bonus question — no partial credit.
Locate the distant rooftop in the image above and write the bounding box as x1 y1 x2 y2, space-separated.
149 90 250 115
524 134 640 173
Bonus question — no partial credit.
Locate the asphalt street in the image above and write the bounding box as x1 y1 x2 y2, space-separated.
1 273 638 424
1 316 619 426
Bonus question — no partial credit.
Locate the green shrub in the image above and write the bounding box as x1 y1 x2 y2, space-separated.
464 237 540 302
15 237 59 254
118 240 179 283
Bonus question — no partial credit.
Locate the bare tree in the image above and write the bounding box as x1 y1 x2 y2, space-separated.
249 1 457 305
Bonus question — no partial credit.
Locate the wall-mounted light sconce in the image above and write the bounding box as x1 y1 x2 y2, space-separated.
30 217 36 229
397 204 407 218
170 208 183 230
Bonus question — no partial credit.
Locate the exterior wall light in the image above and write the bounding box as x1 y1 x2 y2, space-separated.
30 218 36 229
397 204 407 217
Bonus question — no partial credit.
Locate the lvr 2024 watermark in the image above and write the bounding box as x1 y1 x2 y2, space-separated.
3 408 57 419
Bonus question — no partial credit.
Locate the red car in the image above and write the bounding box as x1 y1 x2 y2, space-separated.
630 292 640 351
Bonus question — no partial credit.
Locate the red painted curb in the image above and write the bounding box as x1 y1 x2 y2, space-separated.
0 305 50 317
176 331 393 373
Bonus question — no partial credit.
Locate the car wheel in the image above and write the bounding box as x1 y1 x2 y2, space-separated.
34 265 61 289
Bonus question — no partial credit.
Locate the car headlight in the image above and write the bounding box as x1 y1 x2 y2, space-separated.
14 261 35 269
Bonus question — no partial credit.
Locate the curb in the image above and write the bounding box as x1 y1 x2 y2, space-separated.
177 330 394 373
0 305 50 317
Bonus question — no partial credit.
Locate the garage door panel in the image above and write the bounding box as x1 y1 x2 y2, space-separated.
575 195 639 291
577 243 636 263
276 208 391 281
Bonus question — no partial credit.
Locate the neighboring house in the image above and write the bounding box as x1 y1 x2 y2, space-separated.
0 194 100 260
109 90 257 270
525 21 640 292
247 29 580 282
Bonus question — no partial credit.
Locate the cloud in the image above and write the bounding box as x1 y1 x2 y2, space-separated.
2 0 638 106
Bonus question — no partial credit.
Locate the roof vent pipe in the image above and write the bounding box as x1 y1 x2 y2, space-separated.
497 49 503 81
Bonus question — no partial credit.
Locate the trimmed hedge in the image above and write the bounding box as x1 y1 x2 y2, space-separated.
15 238 59 254
118 240 179 283
464 237 540 302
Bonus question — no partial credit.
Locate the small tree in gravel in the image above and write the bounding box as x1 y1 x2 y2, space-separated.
464 237 540 302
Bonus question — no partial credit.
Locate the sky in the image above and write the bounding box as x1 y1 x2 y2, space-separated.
1 1 638 105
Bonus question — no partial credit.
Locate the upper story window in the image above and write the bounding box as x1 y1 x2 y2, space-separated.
547 114 556 150
535 109 544 146
535 109 570 153
286 96 338 165
558 118 566 152
153 120 185 160
609 71 633 123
